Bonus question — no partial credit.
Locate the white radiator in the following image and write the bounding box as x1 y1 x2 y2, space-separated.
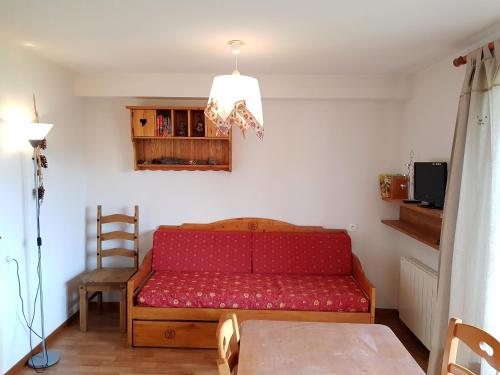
399 257 438 349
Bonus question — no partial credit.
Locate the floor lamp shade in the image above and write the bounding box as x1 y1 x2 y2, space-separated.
25 122 53 146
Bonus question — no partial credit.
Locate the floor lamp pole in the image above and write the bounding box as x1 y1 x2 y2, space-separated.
27 142 60 369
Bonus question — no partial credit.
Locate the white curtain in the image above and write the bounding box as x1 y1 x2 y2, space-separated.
428 40 500 375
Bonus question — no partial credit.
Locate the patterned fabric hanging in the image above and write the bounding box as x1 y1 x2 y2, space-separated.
205 100 264 139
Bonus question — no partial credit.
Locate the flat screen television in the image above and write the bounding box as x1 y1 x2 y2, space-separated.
414 162 448 208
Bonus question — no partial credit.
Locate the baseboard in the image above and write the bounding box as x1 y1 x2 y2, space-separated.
4 310 78 375
5 301 122 375
375 308 398 316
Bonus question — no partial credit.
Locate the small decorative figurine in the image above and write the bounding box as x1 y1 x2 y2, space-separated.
196 121 203 132
405 150 415 200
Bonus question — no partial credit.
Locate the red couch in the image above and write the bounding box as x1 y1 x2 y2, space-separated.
128 218 375 348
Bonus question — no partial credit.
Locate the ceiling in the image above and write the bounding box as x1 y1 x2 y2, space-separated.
1 0 499 75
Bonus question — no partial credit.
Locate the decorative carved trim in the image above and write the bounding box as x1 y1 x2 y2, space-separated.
159 217 346 233
164 328 176 340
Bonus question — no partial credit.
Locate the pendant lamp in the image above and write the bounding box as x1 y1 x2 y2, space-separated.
205 40 264 139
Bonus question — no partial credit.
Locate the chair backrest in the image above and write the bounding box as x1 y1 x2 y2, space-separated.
216 313 240 375
97 205 139 270
441 318 500 375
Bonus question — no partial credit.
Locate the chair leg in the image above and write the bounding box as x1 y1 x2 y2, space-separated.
98 291 103 314
79 285 88 332
120 285 127 333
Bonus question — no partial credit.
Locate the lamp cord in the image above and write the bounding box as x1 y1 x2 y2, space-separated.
6 149 47 373
9 258 45 373
11 258 42 340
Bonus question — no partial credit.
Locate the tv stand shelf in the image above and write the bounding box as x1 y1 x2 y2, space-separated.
381 199 442 250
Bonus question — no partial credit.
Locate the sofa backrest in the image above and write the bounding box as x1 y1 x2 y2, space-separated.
152 229 253 273
252 232 352 275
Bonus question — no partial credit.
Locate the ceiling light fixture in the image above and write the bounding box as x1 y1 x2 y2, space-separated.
205 40 264 139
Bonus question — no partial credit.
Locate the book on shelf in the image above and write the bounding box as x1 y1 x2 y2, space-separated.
156 114 172 137
156 114 163 136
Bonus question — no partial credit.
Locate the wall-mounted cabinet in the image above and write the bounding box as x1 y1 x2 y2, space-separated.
127 106 232 171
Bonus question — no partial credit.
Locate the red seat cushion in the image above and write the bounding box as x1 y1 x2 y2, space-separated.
152 230 252 273
252 232 353 275
137 271 369 312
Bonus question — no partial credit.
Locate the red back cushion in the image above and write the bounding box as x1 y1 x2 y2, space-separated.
252 232 352 275
152 230 252 273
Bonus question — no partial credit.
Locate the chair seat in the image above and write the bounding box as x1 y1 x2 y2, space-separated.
81 267 136 286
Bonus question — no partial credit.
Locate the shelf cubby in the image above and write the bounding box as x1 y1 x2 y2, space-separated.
190 110 206 137
173 109 189 137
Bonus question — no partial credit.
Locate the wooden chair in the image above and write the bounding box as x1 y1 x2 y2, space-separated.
79 205 139 332
216 313 240 375
441 318 500 375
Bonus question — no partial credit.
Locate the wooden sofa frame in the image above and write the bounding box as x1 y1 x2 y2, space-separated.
127 218 376 348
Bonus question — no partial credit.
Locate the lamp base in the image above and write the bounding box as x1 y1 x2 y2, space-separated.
27 350 60 368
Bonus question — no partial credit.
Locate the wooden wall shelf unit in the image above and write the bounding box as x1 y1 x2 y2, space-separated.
127 106 232 171
381 199 442 250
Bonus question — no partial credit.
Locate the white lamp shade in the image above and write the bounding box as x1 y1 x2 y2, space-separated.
25 122 53 141
208 74 264 126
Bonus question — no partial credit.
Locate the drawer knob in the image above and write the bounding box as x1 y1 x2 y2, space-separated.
164 328 176 340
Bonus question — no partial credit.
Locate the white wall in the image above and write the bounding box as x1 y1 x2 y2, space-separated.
82 97 406 308
0 45 86 373
79 58 466 309
0 45 467 373
75 73 409 100
391 56 465 272
0 45 435 372
400 58 463 166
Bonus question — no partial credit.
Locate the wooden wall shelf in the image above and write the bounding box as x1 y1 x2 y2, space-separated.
127 106 232 172
137 164 230 171
381 199 442 250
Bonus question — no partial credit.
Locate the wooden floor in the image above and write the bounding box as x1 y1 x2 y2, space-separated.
375 309 430 371
14 305 428 375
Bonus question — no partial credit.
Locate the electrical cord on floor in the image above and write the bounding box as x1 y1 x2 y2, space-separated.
10 258 41 339
9 257 45 373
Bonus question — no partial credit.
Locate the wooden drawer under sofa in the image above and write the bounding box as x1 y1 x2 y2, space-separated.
132 320 218 348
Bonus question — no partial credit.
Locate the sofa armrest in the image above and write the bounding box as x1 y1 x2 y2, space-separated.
352 254 376 323
128 249 153 344
129 249 153 296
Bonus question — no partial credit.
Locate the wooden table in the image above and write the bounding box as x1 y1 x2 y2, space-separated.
237 321 425 375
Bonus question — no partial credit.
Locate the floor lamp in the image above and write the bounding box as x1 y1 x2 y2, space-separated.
24 122 61 369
